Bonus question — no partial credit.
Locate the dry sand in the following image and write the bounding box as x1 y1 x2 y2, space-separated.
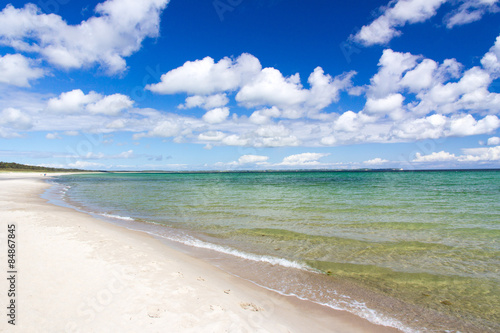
0 173 401 332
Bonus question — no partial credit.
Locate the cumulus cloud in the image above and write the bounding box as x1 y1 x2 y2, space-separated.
0 54 45 87
487 136 500 145
148 53 356 118
353 0 447 46
45 132 61 139
368 49 419 98
482 34 500 78
413 146 500 163
179 94 229 110
460 145 500 161
68 161 105 169
306 68 356 110
47 89 133 115
445 0 499 28
198 131 226 142
202 107 230 124
0 107 32 131
86 94 134 115
249 107 281 124
413 151 457 162
279 153 330 166
134 118 183 139
0 0 169 74
365 93 405 119
237 155 269 165
236 68 308 109
365 46 500 119
364 157 390 165
334 111 374 132
354 0 498 46
448 114 499 136
146 53 262 95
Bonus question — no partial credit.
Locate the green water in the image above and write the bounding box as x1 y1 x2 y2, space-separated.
54 170 500 332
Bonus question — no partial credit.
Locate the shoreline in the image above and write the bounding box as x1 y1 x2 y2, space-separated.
0 173 400 332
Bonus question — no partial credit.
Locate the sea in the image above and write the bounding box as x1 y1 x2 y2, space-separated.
46 170 500 332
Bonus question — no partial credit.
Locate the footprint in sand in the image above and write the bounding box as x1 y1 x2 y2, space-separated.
240 302 263 312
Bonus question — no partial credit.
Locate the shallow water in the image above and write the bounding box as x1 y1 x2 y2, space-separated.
51 170 500 332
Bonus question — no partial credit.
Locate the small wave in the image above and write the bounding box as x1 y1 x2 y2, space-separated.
155 232 309 271
99 213 135 221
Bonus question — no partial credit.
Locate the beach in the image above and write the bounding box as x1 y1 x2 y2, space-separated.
0 173 400 333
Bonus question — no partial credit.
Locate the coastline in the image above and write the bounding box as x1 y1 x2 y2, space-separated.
0 173 400 332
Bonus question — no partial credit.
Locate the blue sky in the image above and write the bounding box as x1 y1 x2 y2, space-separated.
0 0 500 170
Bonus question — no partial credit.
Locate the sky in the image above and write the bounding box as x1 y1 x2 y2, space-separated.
0 0 500 171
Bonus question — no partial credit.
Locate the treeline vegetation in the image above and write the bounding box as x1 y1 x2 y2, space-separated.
0 162 86 172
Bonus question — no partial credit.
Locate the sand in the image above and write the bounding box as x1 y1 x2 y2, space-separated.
0 173 400 332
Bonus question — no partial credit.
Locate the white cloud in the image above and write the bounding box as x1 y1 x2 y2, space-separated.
320 136 337 145
148 120 181 138
354 0 498 46
364 46 500 119
445 0 499 28
487 136 500 145
198 131 226 141
47 89 133 115
86 94 134 115
392 114 447 140
306 68 356 110
0 0 169 74
448 114 499 136
0 107 32 130
279 153 330 166
0 54 44 87
149 53 355 118
334 111 373 132
482 34 500 78
460 145 500 161
391 114 499 140
202 107 230 124
237 155 269 165
45 132 61 140
400 58 438 92
147 53 262 95
368 49 419 98
365 93 405 118
413 146 500 163
414 151 458 162
47 89 100 113
116 150 135 159
179 94 229 110
68 161 105 169
236 68 308 109
249 107 281 124
354 0 447 46
364 158 390 165
222 135 249 146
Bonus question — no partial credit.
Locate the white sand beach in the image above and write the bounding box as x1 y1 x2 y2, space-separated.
0 173 400 332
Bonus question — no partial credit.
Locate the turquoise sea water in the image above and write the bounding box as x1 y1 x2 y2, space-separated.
51 170 500 332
